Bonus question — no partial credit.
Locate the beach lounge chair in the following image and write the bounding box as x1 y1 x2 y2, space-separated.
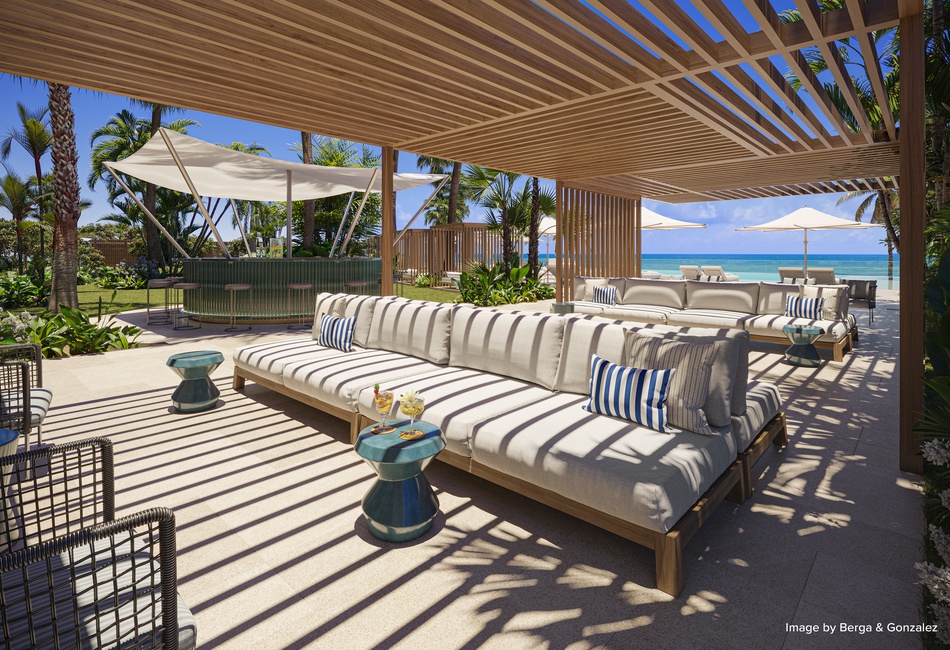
778 267 804 283
701 265 740 281
679 265 702 280
808 267 836 284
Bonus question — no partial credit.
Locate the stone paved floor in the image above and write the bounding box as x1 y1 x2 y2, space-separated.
36 293 921 649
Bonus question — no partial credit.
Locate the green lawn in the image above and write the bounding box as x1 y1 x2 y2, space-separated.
398 284 459 303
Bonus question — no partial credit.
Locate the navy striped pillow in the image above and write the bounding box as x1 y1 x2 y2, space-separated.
583 354 673 432
785 295 824 320
318 313 355 352
592 285 617 305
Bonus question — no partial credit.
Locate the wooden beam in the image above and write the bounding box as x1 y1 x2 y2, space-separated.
899 11 924 474
381 147 394 296
845 0 898 141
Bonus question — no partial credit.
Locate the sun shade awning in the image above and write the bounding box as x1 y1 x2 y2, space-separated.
107 128 445 201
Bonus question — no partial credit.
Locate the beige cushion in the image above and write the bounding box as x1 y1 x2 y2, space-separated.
621 278 686 309
685 280 759 312
571 301 605 316
800 284 850 321
572 276 587 301
553 317 629 394
626 333 718 435
744 314 850 342
356 367 553 456
310 292 348 341
450 307 565 390
366 300 453 364
665 309 753 329
731 382 782 450
281 348 441 411
340 295 382 348
600 305 675 325
233 338 344 383
757 282 800 315
470 392 737 534
630 329 745 428
583 277 608 301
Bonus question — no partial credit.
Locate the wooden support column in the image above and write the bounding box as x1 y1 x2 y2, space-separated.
381 146 394 296
555 180 564 301
899 10 924 474
635 198 642 277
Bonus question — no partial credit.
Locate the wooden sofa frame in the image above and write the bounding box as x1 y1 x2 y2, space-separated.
233 366 787 597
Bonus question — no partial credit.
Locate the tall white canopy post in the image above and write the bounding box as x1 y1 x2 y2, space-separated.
158 129 231 258
286 169 293 258
228 199 252 256
102 163 191 258
329 192 356 257
393 177 449 246
339 169 379 257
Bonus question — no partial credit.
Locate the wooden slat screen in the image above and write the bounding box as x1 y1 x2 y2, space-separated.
556 184 640 301
376 223 506 279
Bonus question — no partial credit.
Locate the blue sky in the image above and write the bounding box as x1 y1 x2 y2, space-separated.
0 77 888 256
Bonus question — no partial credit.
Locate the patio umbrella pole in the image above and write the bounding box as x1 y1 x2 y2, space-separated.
329 192 356 257
228 199 252 256
339 169 379 257
393 177 449 246
103 163 191 258
803 228 808 277
159 128 231 259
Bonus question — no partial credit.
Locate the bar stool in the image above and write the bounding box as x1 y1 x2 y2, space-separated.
146 278 174 325
343 280 368 295
173 282 202 330
287 282 313 330
223 283 252 332
165 276 184 321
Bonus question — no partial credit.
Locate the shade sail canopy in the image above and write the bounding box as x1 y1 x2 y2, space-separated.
735 207 881 233
641 208 706 230
736 206 881 274
107 128 445 201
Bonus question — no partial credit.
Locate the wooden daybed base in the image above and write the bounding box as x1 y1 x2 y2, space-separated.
234 367 787 597
750 331 853 362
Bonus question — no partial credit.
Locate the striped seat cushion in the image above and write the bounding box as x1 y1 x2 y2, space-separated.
785 295 824 320
591 285 617 305
583 354 673 432
318 314 356 352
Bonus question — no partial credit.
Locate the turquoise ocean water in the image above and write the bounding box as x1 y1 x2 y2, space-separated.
529 253 900 287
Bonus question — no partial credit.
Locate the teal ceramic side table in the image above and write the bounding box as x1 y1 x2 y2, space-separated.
354 420 445 542
782 325 824 367
166 350 224 412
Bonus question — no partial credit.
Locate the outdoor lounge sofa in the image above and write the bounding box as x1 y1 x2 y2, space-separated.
232 293 787 597
569 277 856 362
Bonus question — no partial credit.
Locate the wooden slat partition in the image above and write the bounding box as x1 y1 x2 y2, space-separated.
556 185 639 301
384 223 506 279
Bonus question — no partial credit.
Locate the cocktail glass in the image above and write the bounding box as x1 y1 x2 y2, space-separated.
371 390 395 434
399 396 426 440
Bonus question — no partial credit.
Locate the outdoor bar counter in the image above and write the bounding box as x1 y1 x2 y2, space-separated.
181 257 381 323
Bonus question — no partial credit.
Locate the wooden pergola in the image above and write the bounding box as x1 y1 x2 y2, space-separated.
0 0 925 470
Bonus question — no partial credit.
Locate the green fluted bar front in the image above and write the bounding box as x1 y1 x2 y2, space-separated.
181 258 381 322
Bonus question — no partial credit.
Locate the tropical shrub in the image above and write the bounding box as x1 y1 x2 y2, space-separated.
93 257 166 290
452 262 555 307
413 273 434 288
0 301 140 358
0 273 47 308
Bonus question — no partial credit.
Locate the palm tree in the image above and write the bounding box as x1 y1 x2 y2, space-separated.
0 168 40 274
130 100 186 262
46 82 83 311
301 131 315 248
529 177 541 279
838 188 899 277
1 102 52 273
467 166 523 274
416 155 466 224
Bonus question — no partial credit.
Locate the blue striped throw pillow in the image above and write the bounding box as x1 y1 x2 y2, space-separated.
318 314 355 352
592 285 617 305
785 295 824 320
583 354 673 432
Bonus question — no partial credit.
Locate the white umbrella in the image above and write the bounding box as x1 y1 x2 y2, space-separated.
736 206 881 275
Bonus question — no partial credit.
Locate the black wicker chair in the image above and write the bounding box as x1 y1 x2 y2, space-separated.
0 438 196 649
0 343 51 450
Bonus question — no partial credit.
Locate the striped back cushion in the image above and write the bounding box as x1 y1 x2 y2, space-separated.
584 354 673 432
625 334 716 436
318 314 355 352
592 285 617 305
785 295 824 320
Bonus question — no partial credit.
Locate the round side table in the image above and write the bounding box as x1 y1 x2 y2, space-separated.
354 420 445 542
166 350 225 412
782 324 825 367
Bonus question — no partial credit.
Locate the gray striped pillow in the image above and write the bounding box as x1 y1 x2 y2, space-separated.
625 333 716 436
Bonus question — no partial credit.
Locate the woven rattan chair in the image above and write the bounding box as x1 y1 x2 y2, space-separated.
0 438 197 649
0 343 51 450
